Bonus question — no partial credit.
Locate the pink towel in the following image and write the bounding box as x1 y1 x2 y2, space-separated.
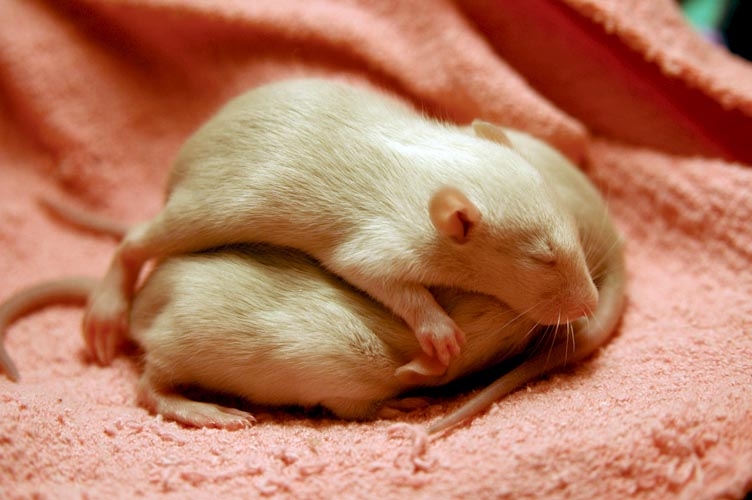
1 1 750 498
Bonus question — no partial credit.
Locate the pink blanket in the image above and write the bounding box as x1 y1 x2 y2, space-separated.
1 1 751 498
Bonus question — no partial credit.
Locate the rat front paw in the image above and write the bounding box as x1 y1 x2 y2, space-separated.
415 318 466 366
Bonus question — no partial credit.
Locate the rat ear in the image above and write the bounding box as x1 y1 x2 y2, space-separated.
429 187 481 244
471 119 514 148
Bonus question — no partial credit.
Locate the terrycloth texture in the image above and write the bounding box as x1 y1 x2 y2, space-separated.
1 0 751 498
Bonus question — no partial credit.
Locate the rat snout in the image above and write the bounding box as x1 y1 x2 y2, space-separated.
531 271 599 325
556 260 599 322
562 282 599 321
558 241 599 321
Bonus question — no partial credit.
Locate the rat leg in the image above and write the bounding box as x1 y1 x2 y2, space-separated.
137 375 256 430
373 281 466 366
83 201 234 365
336 275 466 366
83 222 152 365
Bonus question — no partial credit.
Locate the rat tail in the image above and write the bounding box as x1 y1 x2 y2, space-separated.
1 198 129 381
1 277 97 382
428 241 626 435
39 198 129 240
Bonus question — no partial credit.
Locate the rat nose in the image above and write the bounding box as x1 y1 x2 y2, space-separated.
564 284 599 320
532 286 599 325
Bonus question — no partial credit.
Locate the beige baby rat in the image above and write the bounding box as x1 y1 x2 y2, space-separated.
82 78 598 371
0 244 541 428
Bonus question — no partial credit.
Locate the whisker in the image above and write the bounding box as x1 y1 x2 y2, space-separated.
513 301 544 321
544 311 562 366
584 233 622 286
568 321 576 362
507 321 542 355
528 323 548 350
498 305 536 331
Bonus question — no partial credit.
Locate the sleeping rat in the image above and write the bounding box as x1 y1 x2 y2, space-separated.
82 78 598 370
0 244 541 428
424 126 627 434
0 123 624 432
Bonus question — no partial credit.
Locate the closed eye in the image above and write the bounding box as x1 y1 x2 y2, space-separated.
531 252 556 267
530 239 556 267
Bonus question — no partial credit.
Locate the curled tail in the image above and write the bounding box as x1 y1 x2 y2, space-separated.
428 243 626 435
39 198 129 240
1 198 128 381
0 277 97 382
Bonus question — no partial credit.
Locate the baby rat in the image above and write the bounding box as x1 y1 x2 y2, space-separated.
0 243 541 428
425 127 626 434
130 246 546 427
83 78 598 370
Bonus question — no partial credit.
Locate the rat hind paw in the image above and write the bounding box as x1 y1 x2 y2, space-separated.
82 290 130 365
138 380 255 430
167 402 256 430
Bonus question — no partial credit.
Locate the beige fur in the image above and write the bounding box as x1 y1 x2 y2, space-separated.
82 78 597 369
129 246 538 427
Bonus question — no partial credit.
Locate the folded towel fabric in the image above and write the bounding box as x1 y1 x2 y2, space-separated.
0 1 750 498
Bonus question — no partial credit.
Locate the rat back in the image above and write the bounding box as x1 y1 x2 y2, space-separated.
158 79 575 292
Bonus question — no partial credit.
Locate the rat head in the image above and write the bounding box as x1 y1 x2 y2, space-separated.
427 123 598 325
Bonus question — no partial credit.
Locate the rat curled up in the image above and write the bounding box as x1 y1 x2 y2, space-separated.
0 78 625 434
